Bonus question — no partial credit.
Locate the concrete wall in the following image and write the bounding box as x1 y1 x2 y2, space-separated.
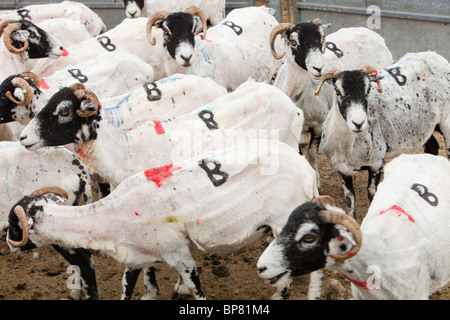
294 0 450 61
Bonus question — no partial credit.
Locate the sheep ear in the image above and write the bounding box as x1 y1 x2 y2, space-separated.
320 23 332 30
11 29 29 42
76 100 98 117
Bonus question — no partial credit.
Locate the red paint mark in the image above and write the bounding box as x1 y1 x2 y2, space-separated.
197 33 212 42
378 205 415 223
129 154 133 159
196 214 202 225
135 212 140 216
40 78 49 89
338 272 370 290
62 48 69 56
77 147 91 160
144 163 181 187
153 120 165 135
371 71 378 76
337 237 344 241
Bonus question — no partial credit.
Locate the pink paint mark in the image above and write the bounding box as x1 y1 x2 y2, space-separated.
378 205 415 223
144 163 181 187
196 214 202 225
62 48 69 56
40 78 49 89
153 120 165 135
338 272 370 290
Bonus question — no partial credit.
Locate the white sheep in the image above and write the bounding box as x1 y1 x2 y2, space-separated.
8 139 319 300
20 80 303 189
270 21 394 181
258 153 450 299
31 17 167 80
147 6 284 91
0 1 106 36
0 141 98 299
0 19 64 82
315 51 450 218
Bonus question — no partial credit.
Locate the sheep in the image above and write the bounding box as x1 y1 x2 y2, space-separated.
114 0 225 25
31 17 167 80
0 140 98 299
0 1 106 36
269 21 394 181
147 6 284 91
0 72 226 134
314 51 450 218
7 138 319 300
18 80 303 299
19 80 303 188
0 19 64 82
257 153 450 299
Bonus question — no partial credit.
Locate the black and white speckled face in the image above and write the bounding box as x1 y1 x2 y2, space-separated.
284 21 330 78
333 71 372 133
8 20 63 59
19 87 101 150
123 0 145 18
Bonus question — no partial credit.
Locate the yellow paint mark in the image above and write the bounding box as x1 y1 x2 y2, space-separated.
165 216 178 223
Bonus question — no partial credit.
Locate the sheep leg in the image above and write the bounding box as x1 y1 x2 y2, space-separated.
171 258 205 300
367 167 383 203
423 134 440 155
307 128 322 187
142 267 160 300
52 245 99 300
338 172 356 219
270 278 292 300
121 267 141 300
307 269 325 300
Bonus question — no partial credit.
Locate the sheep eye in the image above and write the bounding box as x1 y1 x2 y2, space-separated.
367 87 371 94
29 32 36 38
290 40 298 46
59 109 70 116
301 234 316 243
335 90 342 96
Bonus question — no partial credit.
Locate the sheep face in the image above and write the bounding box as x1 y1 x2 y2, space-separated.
284 22 329 78
257 202 339 286
331 70 375 133
156 12 200 67
0 74 41 124
3 20 64 59
20 87 101 150
123 0 145 18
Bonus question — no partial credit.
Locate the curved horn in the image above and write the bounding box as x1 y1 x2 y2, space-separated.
28 185 69 200
70 83 86 91
312 18 327 54
312 195 335 207
5 77 33 106
319 210 362 260
184 6 208 40
146 11 171 46
0 20 16 38
269 23 295 60
360 65 383 93
3 22 29 54
74 89 99 117
7 205 29 248
20 72 41 89
314 69 341 96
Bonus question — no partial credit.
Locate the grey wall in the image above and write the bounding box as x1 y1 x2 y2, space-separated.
294 0 450 61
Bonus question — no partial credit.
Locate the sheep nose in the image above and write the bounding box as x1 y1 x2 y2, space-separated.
20 135 27 141
313 66 322 74
181 54 192 63
129 11 137 18
352 120 364 130
258 266 267 273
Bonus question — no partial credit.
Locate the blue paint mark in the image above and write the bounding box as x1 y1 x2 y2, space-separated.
171 97 175 104
393 57 435 76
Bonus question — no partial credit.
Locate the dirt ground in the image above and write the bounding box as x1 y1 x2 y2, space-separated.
0 0 448 302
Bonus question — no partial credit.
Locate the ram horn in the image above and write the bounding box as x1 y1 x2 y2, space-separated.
28 185 69 200
70 83 86 91
319 210 362 260
74 89 99 117
20 72 41 89
5 77 33 106
360 65 383 93
184 6 207 40
146 10 171 46
2 22 29 54
269 23 295 60
7 205 29 248
314 69 341 96
312 18 327 54
311 195 336 207
0 20 16 38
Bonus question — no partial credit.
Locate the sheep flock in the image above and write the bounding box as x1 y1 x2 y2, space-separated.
0 0 449 301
